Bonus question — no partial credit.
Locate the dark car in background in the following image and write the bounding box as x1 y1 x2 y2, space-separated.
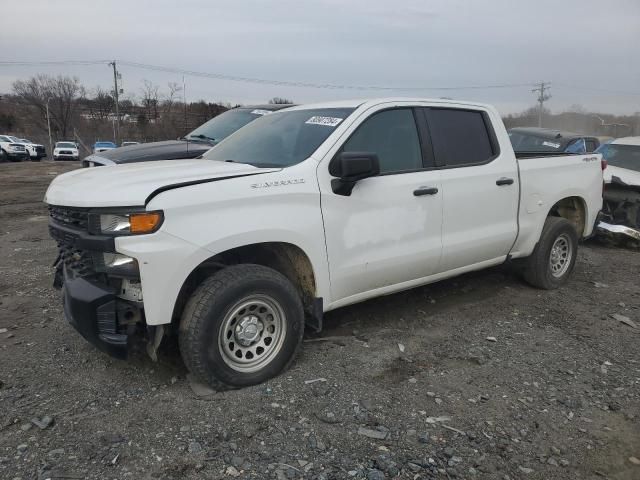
508 127 601 156
83 104 294 167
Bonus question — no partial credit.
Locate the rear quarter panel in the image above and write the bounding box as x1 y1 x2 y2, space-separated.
511 154 603 257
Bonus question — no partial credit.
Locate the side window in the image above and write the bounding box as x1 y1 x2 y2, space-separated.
565 138 586 154
585 139 597 152
342 109 423 174
425 108 495 167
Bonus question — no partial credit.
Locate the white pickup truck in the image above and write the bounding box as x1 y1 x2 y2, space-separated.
45 98 604 390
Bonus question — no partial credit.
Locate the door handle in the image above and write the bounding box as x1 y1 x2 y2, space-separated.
413 186 439 196
496 177 514 186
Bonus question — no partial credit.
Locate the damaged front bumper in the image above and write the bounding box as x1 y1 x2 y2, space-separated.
62 271 129 359
599 175 640 243
49 206 147 359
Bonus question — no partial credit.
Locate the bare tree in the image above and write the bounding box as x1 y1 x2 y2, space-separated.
12 74 85 138
164 82 183 115
85 87 114 120
140 80 160 122
268 97 294 105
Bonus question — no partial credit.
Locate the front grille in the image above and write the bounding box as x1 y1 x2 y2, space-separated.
11 144 26 151
35 146 45 154
60 150 73 155
49 206 89 231
58 241 95 277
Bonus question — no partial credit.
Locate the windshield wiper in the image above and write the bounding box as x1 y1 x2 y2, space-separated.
188 134 216 142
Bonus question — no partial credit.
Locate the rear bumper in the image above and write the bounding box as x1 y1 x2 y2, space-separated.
62 272 129 359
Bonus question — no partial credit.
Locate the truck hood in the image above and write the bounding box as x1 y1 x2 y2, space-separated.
45 159 280 207
85 140 212 165
604 165 640 187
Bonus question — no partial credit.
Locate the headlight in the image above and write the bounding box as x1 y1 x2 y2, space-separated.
98 211 163 235
93 252 139 277
103 253 136 267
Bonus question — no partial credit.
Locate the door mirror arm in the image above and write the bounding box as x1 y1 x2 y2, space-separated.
329 152 380 196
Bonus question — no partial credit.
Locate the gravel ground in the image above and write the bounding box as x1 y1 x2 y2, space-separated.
0 161 639 480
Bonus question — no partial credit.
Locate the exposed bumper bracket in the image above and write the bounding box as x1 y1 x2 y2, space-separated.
597 221 640 241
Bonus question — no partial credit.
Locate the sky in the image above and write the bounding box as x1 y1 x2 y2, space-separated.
1 0 639 115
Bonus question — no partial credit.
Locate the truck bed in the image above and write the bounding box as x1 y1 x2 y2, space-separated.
509 153 603 258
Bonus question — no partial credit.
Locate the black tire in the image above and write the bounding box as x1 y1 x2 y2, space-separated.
179 264 305 391
522 216 579 289
0 149 7 163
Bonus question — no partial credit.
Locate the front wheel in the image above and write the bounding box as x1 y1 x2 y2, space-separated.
522 216 579 289
179 264 305 390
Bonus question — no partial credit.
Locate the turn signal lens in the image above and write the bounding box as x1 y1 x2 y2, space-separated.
129 211 163 234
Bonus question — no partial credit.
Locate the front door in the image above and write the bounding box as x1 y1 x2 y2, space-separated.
318 107 443 304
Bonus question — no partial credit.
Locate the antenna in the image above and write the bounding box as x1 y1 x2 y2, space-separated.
183 75 188 153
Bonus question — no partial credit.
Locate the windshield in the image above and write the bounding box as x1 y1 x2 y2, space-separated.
57 142 76 148
186 108 275 143
203 108 355 167
600 144 640 172
508 131 567 152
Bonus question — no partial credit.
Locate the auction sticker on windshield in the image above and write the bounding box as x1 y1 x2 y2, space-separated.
250 109 272 116
305 116 343 127
542 141 561 149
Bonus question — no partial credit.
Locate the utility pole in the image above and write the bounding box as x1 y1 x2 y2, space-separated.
46 97 53 158
109 60 120 145
532 81 551 127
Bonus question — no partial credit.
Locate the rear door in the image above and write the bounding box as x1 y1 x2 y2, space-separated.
422 107 519 272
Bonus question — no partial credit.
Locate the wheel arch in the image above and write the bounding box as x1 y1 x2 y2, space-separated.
547 195 588 237
171 241 319 328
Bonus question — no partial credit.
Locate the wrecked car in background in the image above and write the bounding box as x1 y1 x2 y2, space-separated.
508 127 601 154
598 137 640 243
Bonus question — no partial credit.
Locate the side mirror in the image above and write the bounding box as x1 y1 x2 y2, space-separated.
329 151 380 196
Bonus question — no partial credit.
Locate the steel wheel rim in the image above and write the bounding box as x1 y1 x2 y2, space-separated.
549 234 572 278
218 294 287 373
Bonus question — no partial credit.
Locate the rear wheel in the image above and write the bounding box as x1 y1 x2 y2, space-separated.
179 264 305 390
0 149 7 163
522 216 578 289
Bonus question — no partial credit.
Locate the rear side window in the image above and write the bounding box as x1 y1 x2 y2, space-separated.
585 139 597 152
342 108 422 174
425 108 495 167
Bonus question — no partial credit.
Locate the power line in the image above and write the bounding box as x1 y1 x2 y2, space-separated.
0 60 111 66
0 59 536 91
2 59 639 97
117 60 537 91
553 82 640 97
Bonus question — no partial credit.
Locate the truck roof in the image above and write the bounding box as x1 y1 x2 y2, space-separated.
283 97 495 111
611 136 640 146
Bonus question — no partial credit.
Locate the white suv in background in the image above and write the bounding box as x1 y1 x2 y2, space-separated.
53 141 80 161
6 136 47 161
0 135 30 162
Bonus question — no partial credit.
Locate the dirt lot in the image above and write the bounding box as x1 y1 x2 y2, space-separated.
0 161 639 480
